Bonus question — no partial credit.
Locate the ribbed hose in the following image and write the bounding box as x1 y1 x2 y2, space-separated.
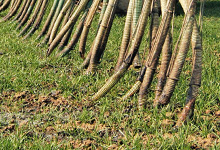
58 22 74 50
91 0 152 101
86 0 119 74
2 0 22 21
157 1 196 106
49 0 73 44
154 33 172 104
41 0 65 45
47 0 90 56
121 81 142 101
176 0 202 126
1 0 15 20
96 0 119 66
36 0 59 40
80 0 108 69
12 0 28 21
23 0 49 39
0 0 10 12
154 0 172 105
79 0 101 58
132 0 143 69
17 0 31 23
115 0 133 71
92 63 129 101
60 1 93 49
79 50 92 69
121 66 146 100
138 0 175 109
16 0 36 30
149 0 160 50
56 11 88 57
61 1 75 29
58 1 77 50
121 0 160 101
18 0 43 36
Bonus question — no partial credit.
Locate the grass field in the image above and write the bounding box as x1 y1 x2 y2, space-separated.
0 1 219 149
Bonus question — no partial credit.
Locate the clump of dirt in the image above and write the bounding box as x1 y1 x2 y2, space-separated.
1 124 15 133
205 109 212 114
13 91 28 99
107 144 118 149
70 139 99 149
215 111 220 117
141 132 219 149
0 91 74 114
162 119 175 126
189 134 219 149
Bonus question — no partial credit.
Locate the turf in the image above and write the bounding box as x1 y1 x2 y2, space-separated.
0 1 219 149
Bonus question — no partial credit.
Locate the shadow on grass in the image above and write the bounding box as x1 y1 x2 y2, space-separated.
116 1 220 18
202 0 220 18
174 1 220 18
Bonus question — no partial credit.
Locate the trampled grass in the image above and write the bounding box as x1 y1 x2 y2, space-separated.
0 1 219 149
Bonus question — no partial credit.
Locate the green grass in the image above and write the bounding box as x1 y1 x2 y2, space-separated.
0 0 220 149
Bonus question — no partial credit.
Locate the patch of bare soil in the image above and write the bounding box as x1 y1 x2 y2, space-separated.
188 134 219 149
140 132 220 149
0 91 74 113
0 91 219 149
0 91 126 148
162 119 175 126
